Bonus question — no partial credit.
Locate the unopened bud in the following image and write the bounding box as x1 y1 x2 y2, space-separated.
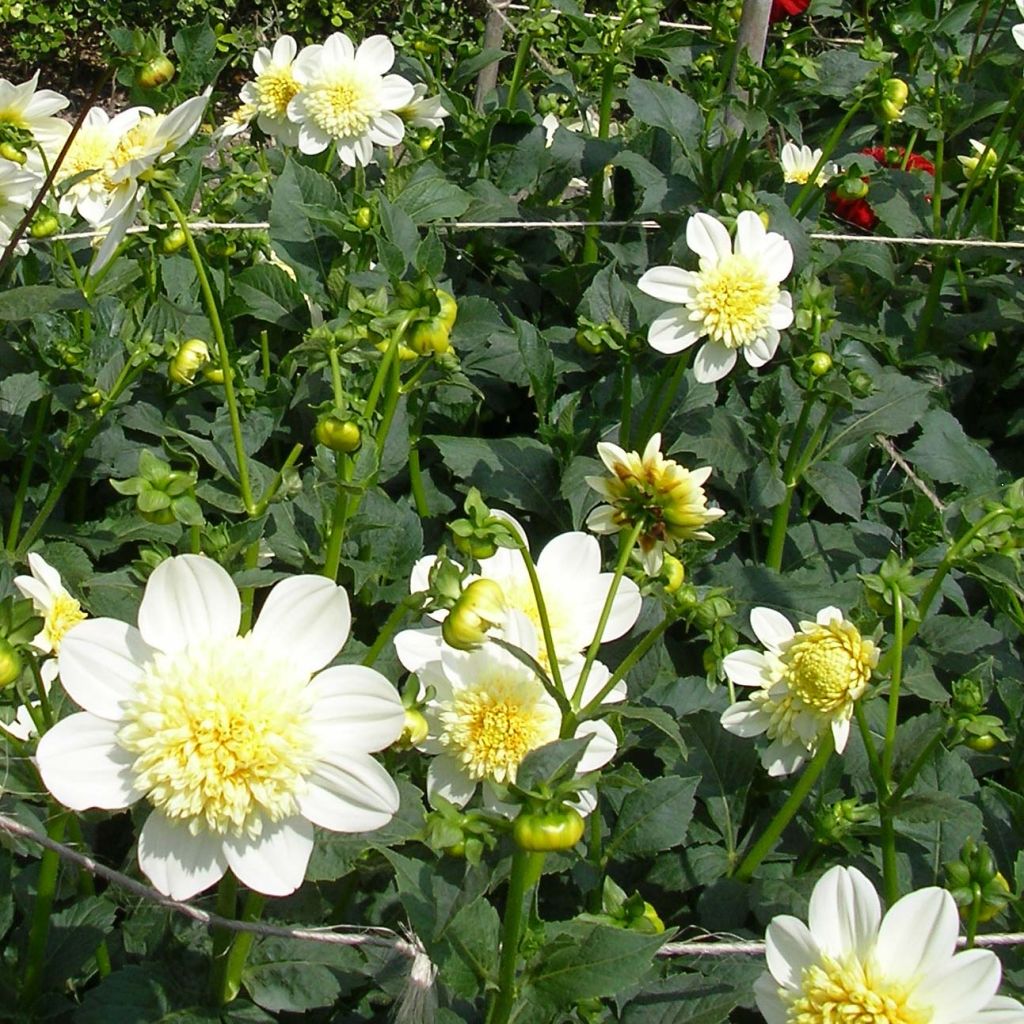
441 579 507 650
169 339 211 385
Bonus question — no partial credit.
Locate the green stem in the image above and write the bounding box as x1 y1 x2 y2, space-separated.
765 388 817 571
208 873 238 1003
361 594 426 667
64 817 111 978
164 192 256 516
964 885 982 947
791 98 866 218
20 811 68 1007
570 521 644 709
408 445 430 517
487 850 544 1024
732 734 834 882
504 30 533 111
238 540 262 634
4 395 49 549
373 351 402 466
581 59 616 264
216 892 265 1005
579 613 676 718
619 358 633 451
887 729 945 806
854 701 887 799
881 588 904 786
646 349 692 442
509 533 565 697
322 453 355 581
252 443 304 518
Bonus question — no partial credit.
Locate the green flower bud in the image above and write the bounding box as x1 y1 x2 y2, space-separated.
169 339 211 385
441 579 508 650
0 638 23 688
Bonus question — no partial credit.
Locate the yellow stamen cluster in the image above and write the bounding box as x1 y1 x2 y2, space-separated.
303 73 374 137
691 254 779 349
57 128 114 192
439 675 558 784
781 620 876 713
117 636 316 838
498 577 572 670
785 956 932 1024
254 67 300 118
42 593 86 653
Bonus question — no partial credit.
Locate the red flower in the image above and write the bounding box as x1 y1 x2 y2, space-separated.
830 146 935 230
770 0 811 23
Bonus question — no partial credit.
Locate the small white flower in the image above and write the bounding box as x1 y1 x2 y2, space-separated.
89 90 210 272
288 33 415 167
240 35 302 146
399 83 449 130
1014 0 1024 50
957 139 999 180
780 141 832 186
395 617 619 811
637 211 795 384
405 513 642 672
0 71 70 154
721 606 878 776
757 865 1024 1024
36 554 404 900
14 552 87 657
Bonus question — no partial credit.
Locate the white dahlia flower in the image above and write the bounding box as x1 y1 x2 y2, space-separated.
288 33 415 167
780 142 832 186
36 554 404 900
239 35 303 146
757 865 1024 1024
638 210 795 383
721 606 878 776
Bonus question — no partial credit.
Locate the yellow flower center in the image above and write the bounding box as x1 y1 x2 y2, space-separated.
0 110 28 130
786 167 812 185
439 674 559 784
783 623 875 713
117 636 316 838
42 593 86 653
254 66 299 119
303 71 375 138
691 254 778 349
109 116 165 180
57 127 115 192
786 955 932 1024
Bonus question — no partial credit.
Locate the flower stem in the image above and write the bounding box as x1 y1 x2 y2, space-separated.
361 594 426 667
322 452 355 581
64 816 112 978
208 873 238 1003
791 98 866 219
164 192 256 516
20 811 68 1007
732 734 834 882
581 59 616 265
216 892 265 1005
638 350 692 445
879 586 904 906
486 850 544 1024
5 395 50 552
570 521 643 709
510 533 565 696
765 388 816 571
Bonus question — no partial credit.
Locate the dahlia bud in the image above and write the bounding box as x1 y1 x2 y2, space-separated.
441 579 508 650
169 339 211 385
879 78 909 123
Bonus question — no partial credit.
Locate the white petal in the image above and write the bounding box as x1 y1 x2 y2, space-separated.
754 971 790 1024
744 331 780 368
223 816 314 897
355 34 395 74
1014 23 1024 49
305 665 405 752
427 755 478 808
637 265 694 304
765 915 820 988
137 812 227 900
58 619 151 719
976 996 1024 1024
368 111 405 147
831 715 851 753
567 659 627 706
137 555 241 653
271 35 297 65
750 607 795 650
925 949 1002 1024
722 649 771 688
36 714 138 810
575 719 617 772
720 702 770 738
733 210 767 256
808 865 880 959
815 606 844 626
538 531 600 578
409 555 437 595
251 574 350 674
394 627 444 673
323 32 356 64
759 233 795 282
875 885 958 979
298 753 400 832
377 75 415 110
769 293 795 329
763 740 806 776
27 552 63 593
693 341 738 383
687 212 733 265
648 310 703 355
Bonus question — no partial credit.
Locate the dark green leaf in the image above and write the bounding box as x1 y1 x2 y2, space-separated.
607 776 698 858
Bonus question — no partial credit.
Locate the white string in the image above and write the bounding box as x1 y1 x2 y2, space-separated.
37 219 1024 249
1 812 1022 961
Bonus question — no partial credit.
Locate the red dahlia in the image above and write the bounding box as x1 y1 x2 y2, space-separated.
770 0 812 22
830 146 935 230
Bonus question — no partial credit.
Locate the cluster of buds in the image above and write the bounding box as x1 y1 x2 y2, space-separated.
393 277 459 358
946 675 1009 753
671 584 738 676
111 450 203 527
945 839 1012 923
813 796 874 848
580 877 665 935
574 314 633 356
448 488 518 562
860 551 925 620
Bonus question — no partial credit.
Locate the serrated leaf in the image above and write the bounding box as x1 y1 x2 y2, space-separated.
516 736 594 792
804 461 862 519
0 286 86 320
393 164 472 222
906 409 998 490
626 76 701 151
607 776 698 858
226 265 307 330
